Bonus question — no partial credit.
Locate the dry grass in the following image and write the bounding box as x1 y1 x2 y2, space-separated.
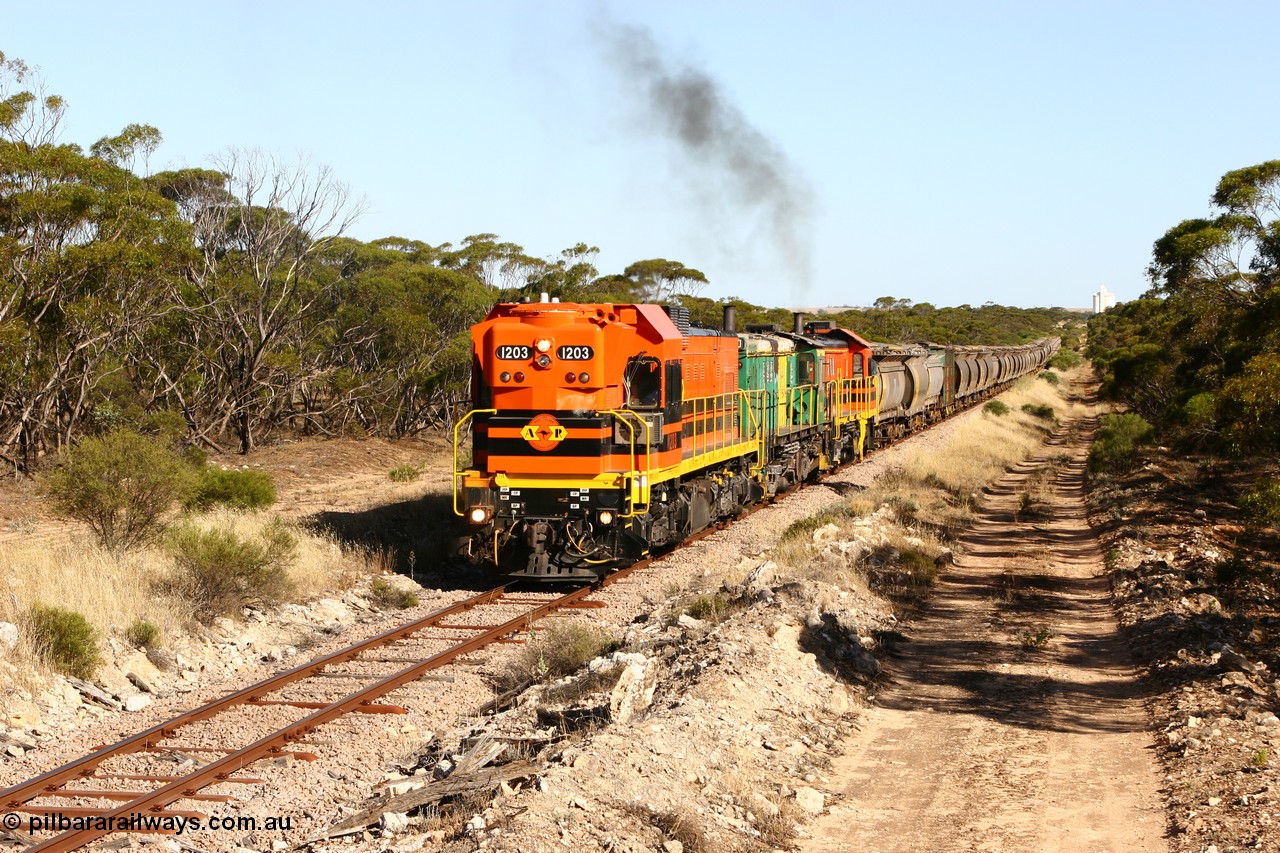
902 372 1079 498
622 803 709 853
497 621 621 691
718 774 806 847
0 508 373 682
0 539 190 647
770 367 1083 594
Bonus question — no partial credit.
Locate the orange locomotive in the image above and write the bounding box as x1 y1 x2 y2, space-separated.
453 296 880 579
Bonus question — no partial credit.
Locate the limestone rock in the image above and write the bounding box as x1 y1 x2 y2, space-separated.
609 657 658 724
123 693 152 712
794 786 825 814
380 812 410 835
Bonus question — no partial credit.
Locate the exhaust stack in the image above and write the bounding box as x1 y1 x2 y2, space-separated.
723 304 737 333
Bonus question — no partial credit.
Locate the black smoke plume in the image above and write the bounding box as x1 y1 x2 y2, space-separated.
603 22 816 295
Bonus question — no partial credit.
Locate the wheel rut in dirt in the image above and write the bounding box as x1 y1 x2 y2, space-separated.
802 410 1170 853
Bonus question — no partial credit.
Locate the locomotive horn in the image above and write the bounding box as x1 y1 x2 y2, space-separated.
723 304 737 333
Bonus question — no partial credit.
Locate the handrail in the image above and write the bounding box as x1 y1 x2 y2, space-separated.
737 388 767 473
785 382 820 427
823 376 879 423
598 409 652 516
451 408 496 516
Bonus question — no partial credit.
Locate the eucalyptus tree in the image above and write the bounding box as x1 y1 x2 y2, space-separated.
155 149 365 452
308 237 493 434
0 53 191 471
618 258 709 302
1090 160 1280 453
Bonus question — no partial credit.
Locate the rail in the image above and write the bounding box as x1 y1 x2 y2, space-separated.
2 583 616 853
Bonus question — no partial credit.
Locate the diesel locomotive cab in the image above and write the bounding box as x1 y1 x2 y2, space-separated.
454 296 687 579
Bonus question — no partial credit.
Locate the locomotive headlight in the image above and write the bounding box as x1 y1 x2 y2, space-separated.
536 354 552 368
469 506 491 524
535 338 552 353
598 510 614 525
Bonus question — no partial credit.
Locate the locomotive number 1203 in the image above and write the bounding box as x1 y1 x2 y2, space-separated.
495 345 532 360
557 345 594 360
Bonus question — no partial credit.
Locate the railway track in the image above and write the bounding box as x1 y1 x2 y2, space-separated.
0 569 646 852
0 381 1030 851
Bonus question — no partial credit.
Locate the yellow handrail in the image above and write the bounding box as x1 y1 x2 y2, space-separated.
452 408 497 516
737 388 767 474
678 389 768 464
598 409 652 516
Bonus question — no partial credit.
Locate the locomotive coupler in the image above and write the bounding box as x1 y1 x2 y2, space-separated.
525 520 555 574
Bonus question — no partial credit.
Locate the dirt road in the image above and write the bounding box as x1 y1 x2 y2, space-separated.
802 413 1170 853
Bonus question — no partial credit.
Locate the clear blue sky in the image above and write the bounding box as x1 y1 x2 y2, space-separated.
7 1 1278 310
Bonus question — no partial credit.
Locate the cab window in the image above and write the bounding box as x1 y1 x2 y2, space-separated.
626 356 662 408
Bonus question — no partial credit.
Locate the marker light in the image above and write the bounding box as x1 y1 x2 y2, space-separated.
598 510 614 525
500 372 512 382
579 372 590 384
566 371 578 383
535 338 552 353
469 507 490 524
514 372 526 382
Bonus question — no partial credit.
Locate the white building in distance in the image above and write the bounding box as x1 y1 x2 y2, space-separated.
1092 285 1117 314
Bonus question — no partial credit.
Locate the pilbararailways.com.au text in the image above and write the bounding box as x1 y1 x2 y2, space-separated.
5 812 294 835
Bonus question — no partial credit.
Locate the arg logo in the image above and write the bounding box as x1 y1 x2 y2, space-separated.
521 414 567 451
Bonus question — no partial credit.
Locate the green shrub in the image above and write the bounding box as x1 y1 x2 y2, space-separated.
898 548 938 585
388 464 421 483
777 508 850 544
1221 351 1280 454
684 594 725 621
679 593 737 624
1088 413 1154 473
369 577 420 609
1183 392 1217 429
1021 403 1056 420
186 468 276 511
164 521 297 621
1020 627 1055 649
1048 350 1082 371
1214 553 1258 586
984 400 1011 416
1239 477 1280 529
23 604 101 679
124 618 160 648
1039 370 1060 385
40 429 195 550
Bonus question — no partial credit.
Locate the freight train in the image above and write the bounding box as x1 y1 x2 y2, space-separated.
453 296 1059 579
